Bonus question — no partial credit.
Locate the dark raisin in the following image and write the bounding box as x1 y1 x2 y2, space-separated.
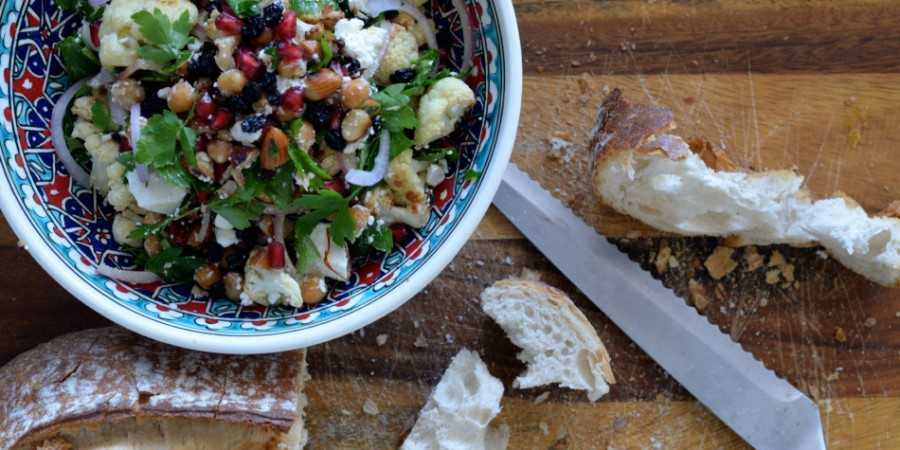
325 129 346 151
263 2 284 27
225 251 247 271
241 15 266 42
267 93 282 106
241 115 267 133
206 242 225 262
217 94 253 114
140 88 168 116
242 81 263 104
259 71 278 94
187 43 220 80
304 102 332 128
342 57 362 78
390 68 416 84
384 10 399 20
207 282 226 299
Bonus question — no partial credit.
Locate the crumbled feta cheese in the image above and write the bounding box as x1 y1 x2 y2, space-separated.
126 170 188 215
215 226 239 247
230 120 262 145
334 18 389 72
276 76 305 94
295 19 315 41
425 163 445 187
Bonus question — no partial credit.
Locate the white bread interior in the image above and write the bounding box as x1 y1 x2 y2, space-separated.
481 278 615 402
590 89 900 287
401 349 509 450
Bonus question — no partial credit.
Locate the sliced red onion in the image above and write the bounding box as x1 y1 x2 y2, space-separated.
263 205 305 215
273 213 285 243
364 0 437 49
195 206 211 243
81 22 98 51
364 22 393 80
88 0 108 9
451 0 473 73
121 60 162 79
97 264 161 284
109 100 127 126
50 79 92 187
88 69 115 89
345 130 390 187
129 103 141 144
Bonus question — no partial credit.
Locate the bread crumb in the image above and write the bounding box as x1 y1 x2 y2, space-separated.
533 391 551 404
759 297 769 307
36 438 73 450
376 334 388 346
548 137 576 163
502 256 513 266
825 371 841 382
864 317 877 328
782 264 795 282
520 268 542 281
362 398 380 415
655 242 671 274
612 416 628 430
414 333 428 348
539 421 550 436
688 280 711 312
744 246 764 271
704 247 738 280
816 250 829 259
768 251 786 267
667 256 679 268
834 327 848 343
765 269 781 285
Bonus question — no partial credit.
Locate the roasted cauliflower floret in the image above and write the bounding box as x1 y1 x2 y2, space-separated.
414 77 476 146
365 152 432 229
71 119 120 194
99 0 199 67
386 149 427 207
70 96 95 121
374 26 419 84
242 250 303 307
112 212 143 247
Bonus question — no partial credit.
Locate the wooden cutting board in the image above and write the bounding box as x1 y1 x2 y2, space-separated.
3 1 900 448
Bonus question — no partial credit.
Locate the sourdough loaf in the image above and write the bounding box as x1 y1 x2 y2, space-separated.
590 89 900 287
0 327 309 450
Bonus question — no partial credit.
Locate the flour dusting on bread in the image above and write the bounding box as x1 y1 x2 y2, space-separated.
590 89 900 287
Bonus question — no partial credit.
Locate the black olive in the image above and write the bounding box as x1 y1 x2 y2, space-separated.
325 129 346 151
263 2 284 27
390 68 416 84
241 15 266 42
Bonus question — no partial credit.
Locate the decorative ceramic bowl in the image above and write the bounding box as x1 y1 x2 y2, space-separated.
0 0 521 353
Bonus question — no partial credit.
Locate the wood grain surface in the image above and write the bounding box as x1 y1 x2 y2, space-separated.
4 1 900 449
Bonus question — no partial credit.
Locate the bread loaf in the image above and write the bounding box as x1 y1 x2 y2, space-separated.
590 89 900 287
0 327 308 450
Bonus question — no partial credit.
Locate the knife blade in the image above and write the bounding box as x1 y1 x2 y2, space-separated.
493 163 825 450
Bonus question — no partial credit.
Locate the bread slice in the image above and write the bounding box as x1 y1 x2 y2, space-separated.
1 327 309 450
401 349 509 450
480 278 615 402
590 89 900 287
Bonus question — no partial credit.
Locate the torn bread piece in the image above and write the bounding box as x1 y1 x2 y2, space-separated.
1 327 309 450
481 278 615 402
401 349 509 450
590 89 900 287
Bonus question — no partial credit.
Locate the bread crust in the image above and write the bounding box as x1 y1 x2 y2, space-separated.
488 278 615 385
0 327 307 450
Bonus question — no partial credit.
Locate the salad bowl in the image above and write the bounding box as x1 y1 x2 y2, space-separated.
0 0 522 353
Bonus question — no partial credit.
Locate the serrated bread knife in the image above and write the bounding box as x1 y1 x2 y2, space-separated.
493 163 826 450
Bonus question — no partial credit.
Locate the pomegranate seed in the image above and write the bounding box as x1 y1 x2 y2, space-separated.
210 110 234 130
280 87 305 112
166 220 193 247
277 41 304 62
195 190 210 204
196 134 209 152
215 12 243 35
213 162 228 182
235 48 263 79
267 241 286 269
324 179 346 194
328 108 343 130
196 94 216 124
390 225 408 242
117 136 131 152
274 10 297 41
89 21 101 48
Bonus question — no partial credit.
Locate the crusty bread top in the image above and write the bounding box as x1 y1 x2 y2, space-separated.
0 327 306 450
487 279 615 385
589 88 682 168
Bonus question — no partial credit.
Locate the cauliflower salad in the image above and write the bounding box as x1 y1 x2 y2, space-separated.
54 0 476 308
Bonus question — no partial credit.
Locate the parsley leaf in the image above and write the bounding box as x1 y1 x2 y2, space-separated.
464 169 481 182
372 85 417 158
134 111 198 187
292 189 355 245
290 0 339 16
57 35 100 81
179 125 198 166
416 147 458 163
91 101 117 133
211 203 264 229
146 246 204 282
310 33 334 72
288 141 331 180
128 216 173 241
227 0 260 17
266 165 296 210
354 222 393 254
132 9 195 72
293 233 320 272
58 0 104 21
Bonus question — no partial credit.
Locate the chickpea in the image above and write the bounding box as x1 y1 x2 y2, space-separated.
223 272 243 301
193 264 221 290
167 80 196 114
341 78 370 109
257 215 273 236
276 106 300 123
193 152 215 181
214 36 238 71
143 234 161 256
252 28 273 46
207 140 232 164
301 275 328 305
341 109 372 142
217 69 246 95
300 40 320 60
303 68 342 101
278 60 306 78
143 212 162 224
350 205 371 235
319 147 342 176
293 120 316 151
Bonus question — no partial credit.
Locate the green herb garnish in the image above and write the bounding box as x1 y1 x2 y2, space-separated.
464 169 481 182
57 35 100 81
227 0 260 17
91 101 117 133
132 9 195 73
289 0 339 16
134 111 198 187
292 189 355 245
146 246 204 282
